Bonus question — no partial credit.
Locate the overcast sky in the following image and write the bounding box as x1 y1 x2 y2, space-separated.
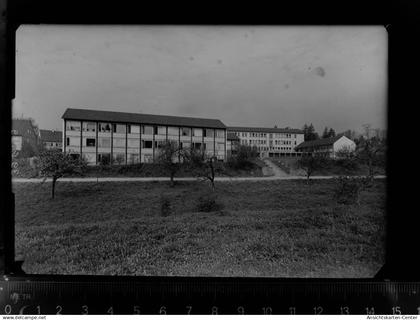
14 25 387 133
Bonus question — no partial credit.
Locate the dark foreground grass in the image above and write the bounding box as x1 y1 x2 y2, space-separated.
13 179 386 277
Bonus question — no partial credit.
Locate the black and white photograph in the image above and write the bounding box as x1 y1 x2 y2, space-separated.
11 25 387 278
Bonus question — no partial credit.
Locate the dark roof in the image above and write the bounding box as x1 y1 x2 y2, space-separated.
40 129 62 142
295 135 347 150
227 132 240 141
227 126 303 134
62 108 226 129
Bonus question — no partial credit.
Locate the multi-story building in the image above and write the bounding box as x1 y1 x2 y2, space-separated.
227 126 304 158
62 108 227 165
39 129 62 150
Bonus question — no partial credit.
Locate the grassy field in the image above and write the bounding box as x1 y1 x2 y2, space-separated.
12 160 268 178
13 179 386 277
270 157 385 176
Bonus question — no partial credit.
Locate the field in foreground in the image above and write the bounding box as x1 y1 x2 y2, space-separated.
13 179 386 277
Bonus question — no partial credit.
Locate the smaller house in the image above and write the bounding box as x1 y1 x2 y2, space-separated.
226 132 240 156
295 135 356 158
39 129 63 150
11 130 22 152
12 118 40 157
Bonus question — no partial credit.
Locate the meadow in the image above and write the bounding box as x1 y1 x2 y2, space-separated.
13 179 386 277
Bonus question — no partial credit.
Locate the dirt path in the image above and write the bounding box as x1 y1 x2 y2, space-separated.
263 159 290 177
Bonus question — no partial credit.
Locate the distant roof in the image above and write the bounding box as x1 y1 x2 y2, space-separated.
62 108 226 129
227 126 303 134
295 135 348 150
227 132 240 141
40 129 62 142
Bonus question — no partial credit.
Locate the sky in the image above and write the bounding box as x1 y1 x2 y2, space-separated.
14 25 387 133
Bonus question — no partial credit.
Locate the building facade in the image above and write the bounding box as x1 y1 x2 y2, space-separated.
295 135 356 158
227 126 304 158
12 118 40 156
62 108 227 165
39 129 62 150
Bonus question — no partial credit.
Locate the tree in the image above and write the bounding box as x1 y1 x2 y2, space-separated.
356 124 386 177
184 148 220 190
38 150 87 199
302 123 319 141
322 127 329 138
156 140 183 187
296 154 325 183
227 144 258 170
328 128 336 138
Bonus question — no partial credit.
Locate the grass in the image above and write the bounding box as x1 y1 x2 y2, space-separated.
12 160 266 178
270 157 385 176
13 179 386 277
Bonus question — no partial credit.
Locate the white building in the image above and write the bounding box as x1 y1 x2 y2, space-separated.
227 126 305 158
62 108 227 165
295 135 356 158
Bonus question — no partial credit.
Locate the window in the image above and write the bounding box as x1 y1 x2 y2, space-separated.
98 123 111 132
67 137 80 146
128 125 140 134
157 126 166 135
181 142 191 149
193 142 202 149
113 124 126 134
83 122 96 132
168 126 178 136
154 126 158 135
216 130 224 138
142 140 153 149
113 138 125 148
113 153 126 165
181 127 191 136
85 138 96 147
143 126 153 135
127 138 139 148
216 142 224 150
204 128 214 137
66 121 81 131
193 128 202 137
98 137 111 148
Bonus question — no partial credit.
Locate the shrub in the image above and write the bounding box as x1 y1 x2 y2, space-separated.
333 176 370 205
160 196 172 217
196 193 224 212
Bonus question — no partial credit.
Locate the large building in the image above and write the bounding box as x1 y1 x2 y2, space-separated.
295 135 356 158
227 126 305 158
62 108 227 165
39 129 62 150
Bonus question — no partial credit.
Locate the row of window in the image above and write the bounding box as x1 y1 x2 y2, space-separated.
66 121 224 137
74 152 225 165
66 137 225 150
232 131 297 139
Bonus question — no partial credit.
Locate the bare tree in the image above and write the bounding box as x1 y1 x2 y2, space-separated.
38 149 87 198
156 140 183 187
296 154 325 183
357 124 386 177
184 148 219 190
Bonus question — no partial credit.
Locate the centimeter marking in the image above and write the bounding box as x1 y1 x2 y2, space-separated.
1 276 419 314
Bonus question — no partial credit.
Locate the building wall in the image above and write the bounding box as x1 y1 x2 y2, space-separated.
43 141 62 150
228 130 304 158
63 120 226 165
332 136 356 156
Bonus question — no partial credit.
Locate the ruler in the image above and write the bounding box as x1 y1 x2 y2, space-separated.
1 275 419 314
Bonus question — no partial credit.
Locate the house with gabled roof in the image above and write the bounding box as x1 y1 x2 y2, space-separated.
295 135 356 158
